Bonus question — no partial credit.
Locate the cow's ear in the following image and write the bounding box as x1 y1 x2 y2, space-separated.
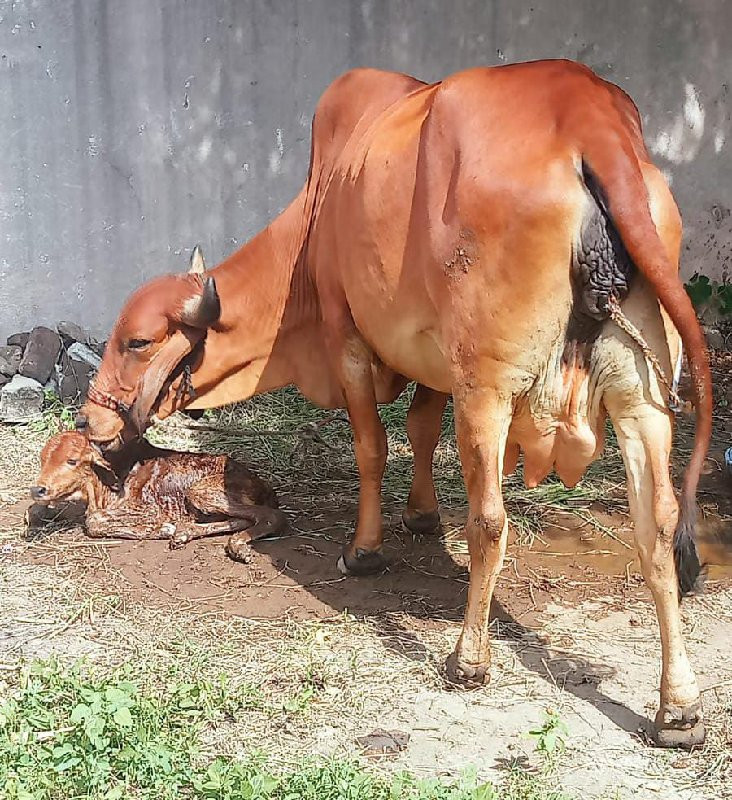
188 245 206 275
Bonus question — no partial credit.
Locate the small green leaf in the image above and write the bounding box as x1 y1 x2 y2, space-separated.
685 275 714 308
113 706 134 728
70 703 89 723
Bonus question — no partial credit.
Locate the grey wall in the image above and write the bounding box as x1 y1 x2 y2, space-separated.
1 0 730 342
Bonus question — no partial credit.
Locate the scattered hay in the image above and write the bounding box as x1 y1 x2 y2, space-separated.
147 386 629 548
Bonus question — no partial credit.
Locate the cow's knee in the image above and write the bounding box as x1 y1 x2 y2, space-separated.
354 427 387 472
466 507 506 547
465 507 507 572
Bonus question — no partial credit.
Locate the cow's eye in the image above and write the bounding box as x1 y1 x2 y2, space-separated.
66 459 78 466
127 338 152 351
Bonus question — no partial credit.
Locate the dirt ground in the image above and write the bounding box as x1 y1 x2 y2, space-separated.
1 368 731 799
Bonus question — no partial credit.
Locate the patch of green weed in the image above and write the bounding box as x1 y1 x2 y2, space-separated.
0 659 572 800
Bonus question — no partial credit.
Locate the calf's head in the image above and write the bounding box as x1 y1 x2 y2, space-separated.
31 431 111 505
78 250 220 452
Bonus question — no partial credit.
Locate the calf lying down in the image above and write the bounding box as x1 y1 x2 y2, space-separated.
30 431 287 560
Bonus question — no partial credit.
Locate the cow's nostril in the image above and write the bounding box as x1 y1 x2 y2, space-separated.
75 413 88 431
30 486 47 500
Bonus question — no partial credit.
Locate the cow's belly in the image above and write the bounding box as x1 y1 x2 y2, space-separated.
345 275 454 393
368 319 452 393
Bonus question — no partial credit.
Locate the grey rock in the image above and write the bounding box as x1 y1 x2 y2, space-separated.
88 339 107 358
57 320 89 345
18 327 61 384
0 345 22 377
0 375 44 422
67 342 102 370
6 332 30 350
58 344 100 406
703 325 725 351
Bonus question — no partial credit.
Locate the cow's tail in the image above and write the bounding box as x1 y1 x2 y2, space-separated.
581 144 712 599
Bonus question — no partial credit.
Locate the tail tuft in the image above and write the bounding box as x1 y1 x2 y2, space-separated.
673 498 706 600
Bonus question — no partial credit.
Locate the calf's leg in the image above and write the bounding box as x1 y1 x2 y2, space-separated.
446 390 512 685
86 508 168 540
180 479 288 558
166 512 286 560
403 384 448 535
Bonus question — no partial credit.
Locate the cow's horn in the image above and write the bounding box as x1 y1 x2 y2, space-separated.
180 276 220 328
188 244 206 275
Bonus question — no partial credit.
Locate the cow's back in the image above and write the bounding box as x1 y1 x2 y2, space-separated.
308 59 682 486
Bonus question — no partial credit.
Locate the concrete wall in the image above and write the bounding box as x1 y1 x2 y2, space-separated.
1 0 730 341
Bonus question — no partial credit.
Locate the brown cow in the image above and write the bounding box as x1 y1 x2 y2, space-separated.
30 431 286 556
78 61 712 747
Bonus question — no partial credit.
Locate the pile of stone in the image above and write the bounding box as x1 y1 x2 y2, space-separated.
0 323 105 422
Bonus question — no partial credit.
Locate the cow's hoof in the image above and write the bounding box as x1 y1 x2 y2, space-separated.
225 535 253 564
444 652 490 687
337 547 387 576
654 702 705 749
401 508 441 535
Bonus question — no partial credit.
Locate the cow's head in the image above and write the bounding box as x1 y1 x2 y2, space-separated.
78 247 220 452
30 431 113 505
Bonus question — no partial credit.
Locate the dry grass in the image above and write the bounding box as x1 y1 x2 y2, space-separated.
0 558 446 769
143 385 629 550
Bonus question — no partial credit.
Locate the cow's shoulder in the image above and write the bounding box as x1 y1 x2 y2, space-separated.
311 68 426 158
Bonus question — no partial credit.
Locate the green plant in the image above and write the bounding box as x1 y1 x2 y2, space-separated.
0 658 569 800
527 710 569 758
25 390 76 435
0 658 250 800
685 273 732 317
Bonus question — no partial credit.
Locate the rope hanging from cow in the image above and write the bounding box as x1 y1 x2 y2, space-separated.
606 295 683 411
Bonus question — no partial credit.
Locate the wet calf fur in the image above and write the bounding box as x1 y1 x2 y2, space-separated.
31 432 286 559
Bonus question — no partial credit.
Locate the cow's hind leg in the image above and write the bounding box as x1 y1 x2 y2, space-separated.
446 390 512 685
608 401 704 747
403 385 448 535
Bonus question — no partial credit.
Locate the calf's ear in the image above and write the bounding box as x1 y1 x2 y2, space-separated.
86 446 121 490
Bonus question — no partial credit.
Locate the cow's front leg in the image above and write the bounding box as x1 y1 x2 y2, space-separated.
331 337 388 576
610 405 704 748
446 390 512 685
402 385 448 535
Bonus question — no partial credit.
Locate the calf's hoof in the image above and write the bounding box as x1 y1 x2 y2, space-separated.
444 652 490 688
161 523 186 549
168 537 187 551
225 533 254 564
401 508 441 535
654 702 705 749
337 547 387 576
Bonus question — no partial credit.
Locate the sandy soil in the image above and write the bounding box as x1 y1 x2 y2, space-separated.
1 373 731 798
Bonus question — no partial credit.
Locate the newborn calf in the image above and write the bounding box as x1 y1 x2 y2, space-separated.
30 431 286 560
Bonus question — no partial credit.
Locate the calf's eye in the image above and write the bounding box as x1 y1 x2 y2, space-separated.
66 459 78 466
